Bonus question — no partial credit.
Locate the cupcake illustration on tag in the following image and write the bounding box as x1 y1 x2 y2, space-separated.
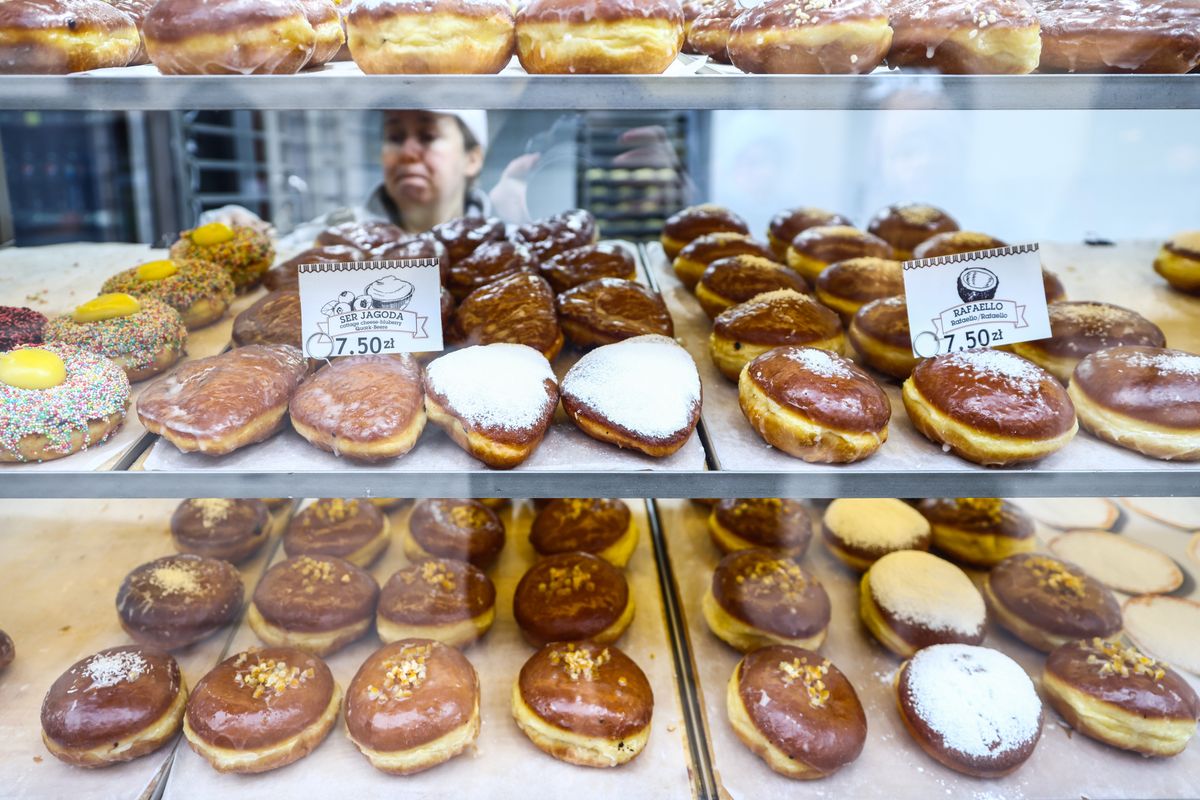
365 275 415 310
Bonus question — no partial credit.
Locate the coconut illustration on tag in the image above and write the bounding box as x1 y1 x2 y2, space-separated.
365 275 415 310
957 266 998 303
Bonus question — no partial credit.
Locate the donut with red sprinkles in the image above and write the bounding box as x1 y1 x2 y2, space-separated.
0 306 47 351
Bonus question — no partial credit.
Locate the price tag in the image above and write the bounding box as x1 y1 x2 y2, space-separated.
902 243 1051 358
298 258 444 359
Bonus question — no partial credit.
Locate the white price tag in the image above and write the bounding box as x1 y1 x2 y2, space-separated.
902 244 1051 358
298 258 444 359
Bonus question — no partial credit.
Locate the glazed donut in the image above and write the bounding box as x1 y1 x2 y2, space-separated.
170 498 270 563
1010 302 1166 384
290 354 426 462
232 290 300 348
169 222 275 292
848 296 920 380
1068 346 1200 461
41 646 186 767
728 0 894 74
294 0 343 67
886 0 1043 75
560 334 702 458
822 498 932 572
0 0 139 74
708 498 813 556
530 498 638 567
814 257 904 322
45 294 186 382
661 204 750 260
348 0 513 73
0 305 46 350
1153 230 1200 294
184 647 340 774
686 0 738 63
513 552 634 647
695 255 809 319
284 498 391 567
867 203 959 260
370 234 448 264
454 272 563 361
540 243 637 293
0 344 129 463
1043 638 1200 757
137 344 307 456
786 225 893 284
911 230 1006 260
144 0 316 74
727 647 867 779
902 349 1078 466
673 232 776 290
101 257 234 331
984 553 1122 652
377 558 496 647
404 499 506 569
316 220 406 253
739 345 890 463
345 639 481 774
430 216 507 265
512 641 653 767
424 343 559 469
106 0 154 65
1036 0 1200 74
711 290 845 381
446 239 538 302
704 548 830 652
861 550 986 657
557 278 674 349
682 0 720 49
116 554 244 650
264 245 365 292
896 644 1043 777
248 555 379 656
517 209 599 262
1042 268 1067 303
915 498 1036 569
515 0 684 75
767 207 852 260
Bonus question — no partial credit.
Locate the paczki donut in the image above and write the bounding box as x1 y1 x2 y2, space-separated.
171 498 271 563
1036 0 1200 74
867 203 959 260
296 0 343 67
704 548 831 652
916 497 1036 569
710 289 845 381
823 498 932 571
144 0 317 75
814 256 904 322
45 294 187 382
0 0 139 74
513 552 634 647
348 0 514 73
786 225 893 284
284 498 391 568
695 255 810 319
316 220 406 253
540 243 637 293
232 290 300 348
101 257 235 330
515 0 684 75
446 239 538 302
673 232 775 290
530 498 638 568
708 498 813 556
686 0 738 63
847 295 920 380
430 216 507 265
886 0 1043 74
454 272 564 360
556 278 674 349
661 204 749 260
767 207 853 260
116 554 244 650
1009 302 1166 383
264 245 365 292
376 558 496 647
517 209 598 262
1154 231 1200 294
404 498 506 569
728 0 893 74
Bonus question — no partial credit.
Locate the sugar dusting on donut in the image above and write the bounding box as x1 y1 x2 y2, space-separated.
869 551 984 635
1122 349 1200 377
80 650 151 689
905 644 1042 759
425 343 557 432
945 349 1046 393
783 346 857 380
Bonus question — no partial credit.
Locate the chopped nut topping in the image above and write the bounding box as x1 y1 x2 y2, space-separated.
549 643 611 681
313 498 359 523
448 504 490 530
1029 556 1085 598
372 644 432 702
539 564 596 597
234 659 314 700
896 204 942 226
738 557 808 599
419 560 457 591
779 656 831 708
954 498 1003 523
148 563 202 596
191 498 233 528
293 555 336 584
1085 638 1166 681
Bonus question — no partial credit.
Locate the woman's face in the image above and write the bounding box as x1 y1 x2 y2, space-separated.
381 112 483 211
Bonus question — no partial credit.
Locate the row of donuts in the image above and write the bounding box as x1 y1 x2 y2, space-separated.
6 0 1200 76
37 496 660 774
659 201 1200 466
691 497 1200 780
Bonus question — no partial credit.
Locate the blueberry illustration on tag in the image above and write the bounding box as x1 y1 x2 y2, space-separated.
957 266 998 303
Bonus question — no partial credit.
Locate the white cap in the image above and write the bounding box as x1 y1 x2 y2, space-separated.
433 109 488 149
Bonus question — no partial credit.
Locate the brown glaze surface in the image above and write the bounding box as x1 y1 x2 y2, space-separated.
712 548 831 638
171 498 269 558
513 553 630 644
345 639 478 752
557 278 674 344
988 554 1122 639
916 498 1035 541
374 236 448 266
909 350 1076 439
1045 638 1200 721
352 0 511 21
540 243 637 294
315 221 407 252
0 0 138 33
283 499 386 560
518 642 652 739
265 245 365 292
378 558 495 625
851 295 911 349
1071 346 1200 430
232 290 301 348
1032 302 1165 359
866 203 958 254
186 647 335 750
714 498 813 552
816 257 904 304
912 230 1006 260
408 499 506 568
430 216 507 264
734 0 890 30
686 0 738 62
1036 0 1200 74
790 225 893 264
530 498 632 556
117 554 244 648
143 0 306 41
253 555 379 633
700 255 809 302
454 272 561 355
769 208 853 252
517 209 597 262
447 240 538 301
737 646 867 773
518 0 683 24
714 289 842 346
41 645 181 750
746 346 891 433
663 205 749 243
677 232 775 268
289 355 425 448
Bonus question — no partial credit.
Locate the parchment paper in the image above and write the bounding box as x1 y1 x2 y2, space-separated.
656 497 1200 800
0 498 291 800
161 499 695 799
647 240 1200 476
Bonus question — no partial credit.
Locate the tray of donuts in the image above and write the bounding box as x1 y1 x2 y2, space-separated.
156 497 696 799
3 496 293 799
645 201 1200 475
138 211 708 475
658 496 1200 800
0 230 281 472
